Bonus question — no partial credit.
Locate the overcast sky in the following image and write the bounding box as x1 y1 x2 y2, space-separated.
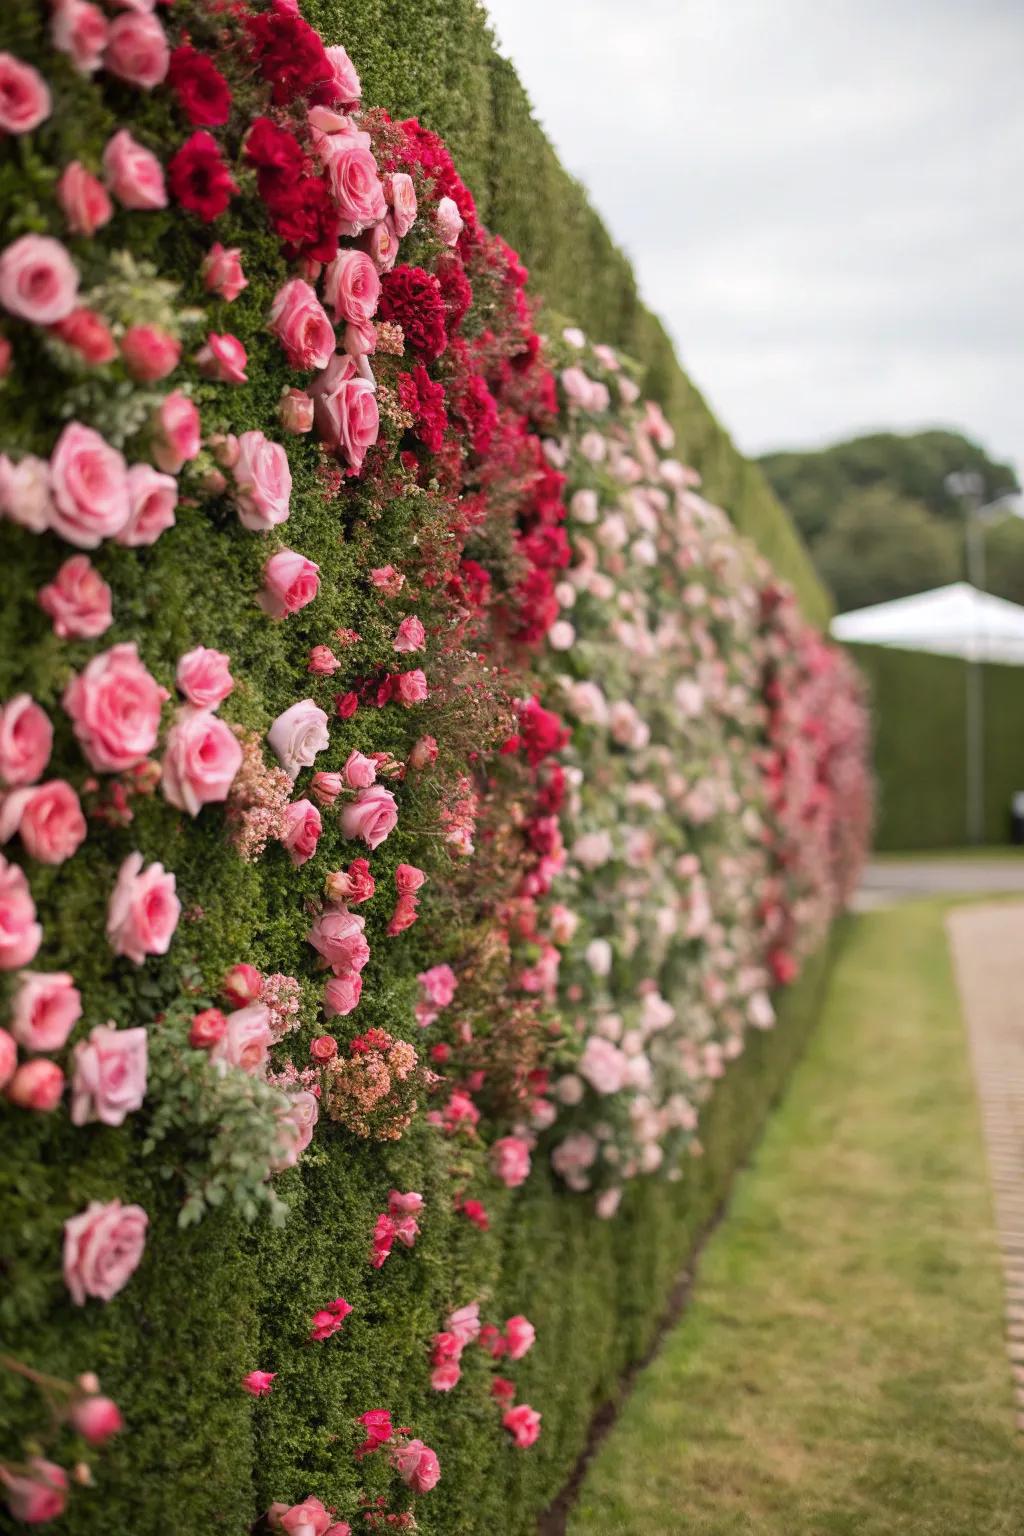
484 0 1024 478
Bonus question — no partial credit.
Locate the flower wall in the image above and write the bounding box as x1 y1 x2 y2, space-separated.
0 3 870 1532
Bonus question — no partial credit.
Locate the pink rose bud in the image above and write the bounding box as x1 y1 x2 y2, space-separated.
324 857 374 905
188 1007 227 1048
0 53 51 135
76 1373 101 1396
120 324 181 383
241 1370 276 1397
503 1403 541 1448
322 972 362 1018
342 749 376 790
393 615 426 653
196 331 247 384
435 196 464 246
308 645 340 675
102 129 167 211
52 307 117 365
57 161 113 237
259 550 320 619
222 964 262 1009
152 391 201 475
70 1394 123 1445
38 555 113 640
200 468 227 495
408 735 438 771
280 388 314 434
209 433 240 469
0 694 52 787
310 771 343 807
0 1458 68 1525
0 1026 16 1090
201 242 247 302
490 1135 532 1188
7 1057 64 1112
386 172 417 238
309 1033 338 1061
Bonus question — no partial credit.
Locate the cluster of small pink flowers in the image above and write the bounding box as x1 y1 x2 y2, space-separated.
369 1189 423 1268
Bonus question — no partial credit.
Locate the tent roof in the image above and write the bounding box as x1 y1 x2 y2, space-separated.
831 582 1024 665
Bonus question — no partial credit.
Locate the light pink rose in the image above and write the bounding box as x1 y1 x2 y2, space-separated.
201 242 247 302
0 779 87 864
323 972 362 1017
269 278 336 372
63 1198 148 1305
0 1458 68 1525
152 391 200 474
106 850 180 964
267 699 329 779
396 669 428 707
0 52 51 134
71 1023 148 1126
361 213 399 274
0 452 53 531
504 1314 536 1360
490 1135 531 1188
63 642 166 772
38 554 113 639
102 129 167 209
340 784 398 850
503 1404 541 1448
385 172 417 238
324 43 360 107
371 564 405 595
210 1004 274 1074
342 317 376 358
120 324 180 383
391 1439 440 1494
104 11 168 88
161 707 242 816
7 1057 64 1111
10 971 81 1052
322 249 380 324
578 1035 628 1096
176 647 233 709
278 1495 332 1536
408 735 437 771
0 1027 14 1089
324 141 386 235
0 853 42 969
51 0 108 73
281 798 321 866
342 749 376 789
395 863 425 894
116 461 177 547
197 331 247 383
272 1087 319 1170
56 160 113 235
435 196 464 246
259 549 320 618
393 615 425 653
307 907 369 975
0 695 52 786
418 964 457 1008
48 422 130 548
232 429 292 531
0 234 78 325
310 352 379 472
280 388 314 434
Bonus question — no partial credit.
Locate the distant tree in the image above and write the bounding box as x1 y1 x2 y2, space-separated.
984 515 1024 606
813 487 960 612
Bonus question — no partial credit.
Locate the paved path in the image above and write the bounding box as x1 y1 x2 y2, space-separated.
948 901 1024 1432
856 857 1024 909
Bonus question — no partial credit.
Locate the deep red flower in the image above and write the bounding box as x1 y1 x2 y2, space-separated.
268 176 340 263
378 266 448 363
244 116 306 194
245 0 337 107
517 696 568 768
452 373 498 457
397 364 448 453
435 252 473 335
168 132 236 223
167 44 232 127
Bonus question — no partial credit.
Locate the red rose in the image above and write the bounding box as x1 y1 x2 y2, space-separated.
168 45 232 128
378 266 448 363
245 1 337 107
268 176 339 264
168 132 237 223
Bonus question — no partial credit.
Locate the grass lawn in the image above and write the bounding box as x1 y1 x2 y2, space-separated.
569 901 1024 1535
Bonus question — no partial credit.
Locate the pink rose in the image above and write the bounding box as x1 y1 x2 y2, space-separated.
396 669 428 707
106 850 180 964
324 43 360 107
38 554 113 639
201 242 247 302
48 422 130 547
0 779 87 864
269 278 336 372
395 864 426 895
340 784 398 850
222 963 262 1008
120 325 180 383
370 564 404 595
431 1359 461 1392
102 129 167 210
393 615 425 653
322 249 380 324
0 234 78 325
308 645 340 675
391 1439 440 1494
63 1197 148 1304
70 1395 123 1445
197 331 247 383
0 695 52 786
272 1087 319 1170
307 907 369 975
490 1135 531 1188
408 735 437 771
342 749 376 790
503 1404 541 1448
152 391 201 474
51 0 108 73
504 1315 536 1360
267 700 329 779
0 853 42 969
387 172 417 238
232 430 292 531
281 798 321 865
7 1058 64 1111
310 771 343 806
0 1459 68 1525
10 971 81 1051
435 196 464 246
176 647 233 709
0 53 51 134
210 1004 274 1075
418 964 456 1008
324 858 374 905
324 142 386 235
322 972 362 1017
63 643 167 772
342 317 376 358
310 353 379 472
188 1006 227 1048
0 1027 15 1089
161 708 242 816
104 11 169 88
52 305 117 365
117 462 177 546
361 213 398 273
279 1495 331 1536
71 1023 148 1126
259 550 320 619
56 160 113 235
309 1033 337 1061
0 452 53 531
241 1370 275 1397
280 388 314 434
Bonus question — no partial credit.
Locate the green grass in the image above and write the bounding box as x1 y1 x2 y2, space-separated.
569 901 1024 1536
869 847 1024 862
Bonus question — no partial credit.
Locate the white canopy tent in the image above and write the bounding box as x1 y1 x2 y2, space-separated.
831 582 1024 665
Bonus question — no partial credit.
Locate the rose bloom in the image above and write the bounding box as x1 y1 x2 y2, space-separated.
578 1035 628 1096
259 549 320 619
121 325 180 384
307 907 369 975
63 642 167 772
308 645 340 675
0 694 52 786
242 1370 276 1397
310 771 343 806
63 1197 148 1305
188 1007 227 1048
0 852 42 969
0 1027 14 1090
201 241 247 301
70 1023 147 1127
322 971 362 1018
0 51 51 133
393 615 425 653
176 646 233 710
48 421 131 547
418 963 456 1008
71 1395 123 1446
0 1459 68 1525
408 734 437 771
391 1439 440 1494
52 305 116 365
309 1033 337 1062
0 779 87 864
340 784 398 850
323 248 380 324
396 669 427 707
435 195 464 245
342 749 376 789
102 129 167 210
324 857 374 905
504 1315 536 1360
52 0 108 74
310 352 379 473
222 963 262 1008
272 1087 319 1171
362 212 398 273
325 40 361 105
395 863 426 895
38 554 112 639
503 1404 541 1448
280 387 315 434
0 451 53 532
117 462 177 547
232 429 292 531
161 707 243 816
197 331 248 383
267 699 329 779
6 1058 64 1112
57 160 112 236
281 797 321 866
153 391 201 474
269 278 336 371
324 139 386 234
10 970 81 1052
104 11 169 88
0 233 78 325
370 564 405 595
106 850 180 965
278 1495 332 1536
490 1135 531 1188
210 1004 274 1075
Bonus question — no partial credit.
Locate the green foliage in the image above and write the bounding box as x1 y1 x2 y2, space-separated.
813 486 960 611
